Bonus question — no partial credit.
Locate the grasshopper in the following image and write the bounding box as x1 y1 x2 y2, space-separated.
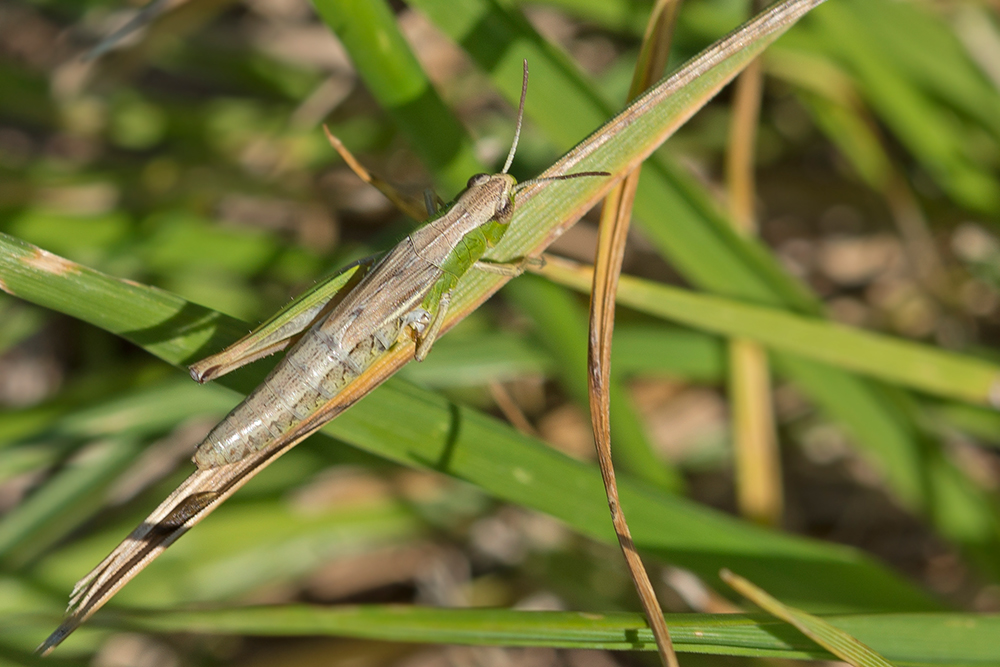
188 60 606 468
38 61 605 653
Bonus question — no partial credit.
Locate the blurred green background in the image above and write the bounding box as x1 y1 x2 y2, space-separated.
2 0 1000 665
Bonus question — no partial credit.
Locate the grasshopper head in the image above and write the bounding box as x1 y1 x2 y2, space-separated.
463 172 517 225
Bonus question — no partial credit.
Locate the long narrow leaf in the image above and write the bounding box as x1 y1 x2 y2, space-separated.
46 605 998 665
540 257 1000 407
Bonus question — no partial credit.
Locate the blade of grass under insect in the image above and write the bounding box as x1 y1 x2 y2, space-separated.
71 605 1000 664
538 257 1000 408
317 0 679 498
722 569 894 667
0 233 940 613
407 0 1000 574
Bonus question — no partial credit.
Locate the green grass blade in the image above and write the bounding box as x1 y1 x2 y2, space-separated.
541 259 1000 407
807 0 1000 213
55 605 1000 664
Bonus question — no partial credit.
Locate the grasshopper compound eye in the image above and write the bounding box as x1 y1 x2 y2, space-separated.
467 173 490 188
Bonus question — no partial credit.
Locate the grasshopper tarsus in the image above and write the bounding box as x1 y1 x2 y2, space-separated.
189 366 212 384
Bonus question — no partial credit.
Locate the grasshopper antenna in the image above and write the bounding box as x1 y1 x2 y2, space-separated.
503 59 609 193
502 60 530 175
514 171 610 194
83 0 170 61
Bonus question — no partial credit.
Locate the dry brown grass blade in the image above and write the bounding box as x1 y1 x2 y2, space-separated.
587 1 682 665
728 340 782 524
725 0 783 527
